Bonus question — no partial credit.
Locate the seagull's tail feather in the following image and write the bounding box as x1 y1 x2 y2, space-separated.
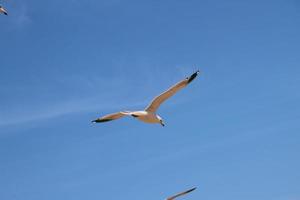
187 70 200 84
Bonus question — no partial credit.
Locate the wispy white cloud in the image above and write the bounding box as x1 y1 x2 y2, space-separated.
0 96 147 128
0 55 197 128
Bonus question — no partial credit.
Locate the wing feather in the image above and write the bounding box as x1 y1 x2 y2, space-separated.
0 6 8 15
166 187 196 200
145 71 200 112
92 112 127 123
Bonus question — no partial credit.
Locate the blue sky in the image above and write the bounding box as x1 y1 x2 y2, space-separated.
0 0 300 199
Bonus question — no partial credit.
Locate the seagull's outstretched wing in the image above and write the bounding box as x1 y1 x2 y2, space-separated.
92 112 130 123
0 6 8 15
166 187 196 200
145 71 200 113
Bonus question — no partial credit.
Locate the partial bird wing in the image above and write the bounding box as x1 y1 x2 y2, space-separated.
92 112 129 123
0 6 8 15
145 71 200 113
166 187 196 200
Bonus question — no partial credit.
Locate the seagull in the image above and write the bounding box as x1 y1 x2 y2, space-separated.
166 187 196 200
92 70 200 126
0 5 8 15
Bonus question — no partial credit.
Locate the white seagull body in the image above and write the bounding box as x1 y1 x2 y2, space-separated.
0 6 8 15
92 70 200 126
166 187 196 200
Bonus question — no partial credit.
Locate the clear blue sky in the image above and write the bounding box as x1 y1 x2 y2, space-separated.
0 0 300 199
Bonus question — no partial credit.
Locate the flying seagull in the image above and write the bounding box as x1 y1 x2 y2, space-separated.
166 187 196 200
92 70 200 126
0 6 8 15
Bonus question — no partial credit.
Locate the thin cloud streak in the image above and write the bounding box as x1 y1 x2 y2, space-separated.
0 59 198 128
0 98 147 127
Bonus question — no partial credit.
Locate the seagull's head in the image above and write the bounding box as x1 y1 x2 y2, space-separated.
157 115 165 127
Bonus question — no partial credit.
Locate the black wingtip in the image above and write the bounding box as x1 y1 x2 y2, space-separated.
186 187 197 193
4 12 8 15
187 70 200 84
91 119 102 123
91 118 113 123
